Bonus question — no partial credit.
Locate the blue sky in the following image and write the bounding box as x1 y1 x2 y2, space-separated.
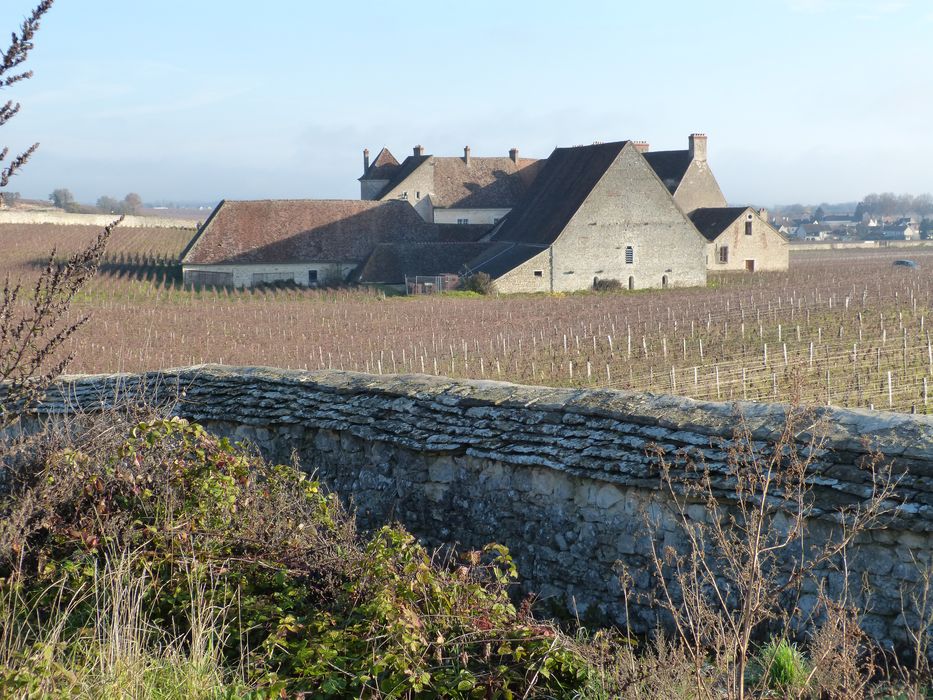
0 0 930 206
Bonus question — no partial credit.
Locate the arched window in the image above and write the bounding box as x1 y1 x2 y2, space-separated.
625 246 634 264
628 276 635 290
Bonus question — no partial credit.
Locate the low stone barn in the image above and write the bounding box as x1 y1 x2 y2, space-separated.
689 206 789 272
462 140 709 292
181 199 437 288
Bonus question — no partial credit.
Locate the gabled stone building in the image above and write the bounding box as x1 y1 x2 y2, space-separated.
463 141 708 292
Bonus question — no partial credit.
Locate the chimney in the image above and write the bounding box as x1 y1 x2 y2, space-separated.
509 147 519 163
464 145 471 165
413 144 424 157
633 141 650 153
688 133 707 162
363 148 370 171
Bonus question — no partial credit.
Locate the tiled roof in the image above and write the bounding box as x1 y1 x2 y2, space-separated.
360 147 400 181
643 150 693 194
357 242 491 284
377 154 542 208
688 207 749 242
429 156 541 208
182 199 437 265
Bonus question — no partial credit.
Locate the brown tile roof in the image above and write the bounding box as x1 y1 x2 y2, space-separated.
429 156 542 208
377 154 542 208
360 147 400 181
182 199 437 265
357 242 491 284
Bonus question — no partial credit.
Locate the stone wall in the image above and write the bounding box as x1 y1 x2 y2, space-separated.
26 365 933 656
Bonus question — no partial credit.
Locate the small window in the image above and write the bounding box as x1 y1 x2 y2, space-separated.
625 246 634 264
628 276 635 290
533 270 543 277
493 217 501 224
416 191 421 199
745 219 753 236
457 218 470 225
719 246 729 264
662 275 669 288
308 270 318 285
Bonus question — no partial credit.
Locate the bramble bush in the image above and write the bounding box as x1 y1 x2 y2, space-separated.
0 415 590 698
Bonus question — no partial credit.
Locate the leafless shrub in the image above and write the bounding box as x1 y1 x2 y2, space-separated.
0 1 119 426
647 408 899 699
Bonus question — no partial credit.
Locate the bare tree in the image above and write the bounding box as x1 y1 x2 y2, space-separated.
0 1 118 424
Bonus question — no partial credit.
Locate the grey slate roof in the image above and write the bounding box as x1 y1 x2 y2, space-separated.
484 142 628 247
688 207 749 242
643 150 693 194
464 241 548 279
464 141 630 277
357 242 491 284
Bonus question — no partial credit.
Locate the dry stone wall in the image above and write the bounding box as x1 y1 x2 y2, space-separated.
27 365 933 656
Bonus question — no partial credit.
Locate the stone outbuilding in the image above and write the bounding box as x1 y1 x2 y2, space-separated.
689 206 789 272
181 199 437 288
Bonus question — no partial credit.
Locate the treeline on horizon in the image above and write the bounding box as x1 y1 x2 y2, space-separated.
769 192 933 220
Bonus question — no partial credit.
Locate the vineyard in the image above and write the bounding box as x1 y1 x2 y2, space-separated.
4 224 933 413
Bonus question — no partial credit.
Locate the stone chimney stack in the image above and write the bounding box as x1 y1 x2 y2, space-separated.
688 133 708 162
363 148 370 171
464 146 471 165
509 147 519 163
413 145 425 157
633 141 650 153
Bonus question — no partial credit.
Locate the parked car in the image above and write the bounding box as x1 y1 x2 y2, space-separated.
892 259 919 269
